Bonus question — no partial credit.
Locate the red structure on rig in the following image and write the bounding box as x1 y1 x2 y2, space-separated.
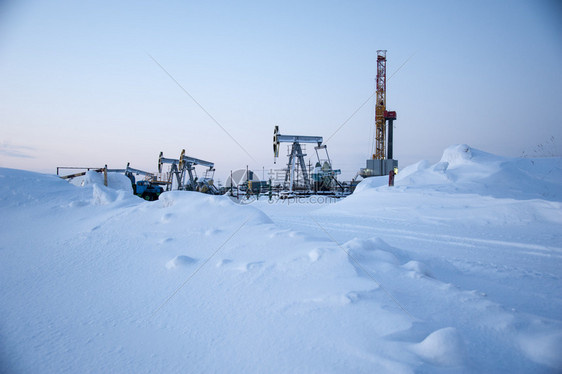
361 50 398 177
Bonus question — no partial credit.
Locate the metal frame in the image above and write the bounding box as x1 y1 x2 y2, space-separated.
273 126 324 193
374 50 387 160
158 149 215 191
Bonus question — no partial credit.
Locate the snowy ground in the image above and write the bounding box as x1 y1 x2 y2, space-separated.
1 145 561 373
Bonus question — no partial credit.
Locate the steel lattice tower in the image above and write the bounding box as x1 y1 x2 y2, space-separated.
374 50 387 160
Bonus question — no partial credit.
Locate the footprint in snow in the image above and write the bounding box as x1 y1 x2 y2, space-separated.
90 225 101 231
68 200 88 208
205 228 222 236
216 259 233 267
160 213 173 223
346 288 380 303
166 255 197 269
308 249 322 262
268 229 292 239
215 260 264 272
245 261 265 271
402 260 434 279
344 238 401 265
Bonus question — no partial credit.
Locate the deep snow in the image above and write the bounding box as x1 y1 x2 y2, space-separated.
1 145 561 373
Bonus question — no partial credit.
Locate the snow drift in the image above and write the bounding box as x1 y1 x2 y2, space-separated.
393 144 562 201
1 145 562 373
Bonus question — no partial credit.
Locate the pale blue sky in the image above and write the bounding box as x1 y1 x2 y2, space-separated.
1 0 561 181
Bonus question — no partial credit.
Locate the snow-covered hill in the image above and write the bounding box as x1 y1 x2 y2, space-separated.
1 145 561 373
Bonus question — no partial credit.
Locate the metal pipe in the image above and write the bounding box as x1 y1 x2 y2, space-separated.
387 118 394 160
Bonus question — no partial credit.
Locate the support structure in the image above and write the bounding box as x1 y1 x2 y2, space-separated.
122 162 164 185
385 110 397 159
58 164 157 182
374 50 387 160
311 145 341 192
285 142 310 191
158 149 218 193
273 126 323 193
158 152 182 190
360 50 398 178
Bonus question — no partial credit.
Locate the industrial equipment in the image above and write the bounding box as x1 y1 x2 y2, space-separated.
57 167 104 179
57 163 165 200
360 50 398 177
310 145 342 192
123 163 164 200
133 180 164 201
273 126 342 196
273 125 322 193
158 149 219 194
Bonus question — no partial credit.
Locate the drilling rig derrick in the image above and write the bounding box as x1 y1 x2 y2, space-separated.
360 50 398 178
374 50 387 161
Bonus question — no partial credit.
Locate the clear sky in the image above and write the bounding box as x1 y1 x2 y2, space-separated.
1 0 561 182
